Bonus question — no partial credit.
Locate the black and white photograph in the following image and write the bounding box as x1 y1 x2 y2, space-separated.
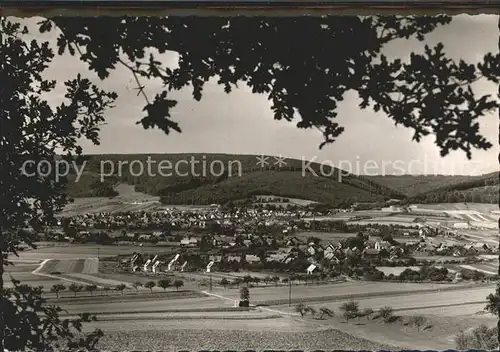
0 12 499 351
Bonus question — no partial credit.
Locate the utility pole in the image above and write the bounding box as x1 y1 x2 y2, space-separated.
97 247 100 260
288 277 292 307
209 274 212 292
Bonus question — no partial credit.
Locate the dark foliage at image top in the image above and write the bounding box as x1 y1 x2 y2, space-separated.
39 16 499 159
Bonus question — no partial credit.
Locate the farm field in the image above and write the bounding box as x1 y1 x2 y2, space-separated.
5 245 155 290
355 216 417 223
479 254 499 260
36 258 158 289
388 236 421 243
294 231 357 243
411 203 498 229
376 266 421 275
303 215 352 221
304 210 405 222
294 231 420 245
376 216 419 223
402 303 489 316
93 270 192 287
208 271 287 279
61 184 162 215
428 261 498 275
255 196 317 206
209 281 473 304
3 259 60 289
460 230 498 246
70 310 280 321
4 260 110 290
88 319 397 351
278 286 493 315
39 258 99 274
59 296 233 315
351 210 397 217
347 220 417 226
3 263 39 272
61 184 220 215
414 203 498 213
459 263 497 275
15 243 159 261
57 276 494 352
79 288 496 351
3 271 61 289
296 308 496 350
413 254 468 261
5 241 497 350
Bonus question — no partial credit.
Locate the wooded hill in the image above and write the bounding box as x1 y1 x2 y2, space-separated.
64 154 497 205
407 172 498 204
65 154 403 205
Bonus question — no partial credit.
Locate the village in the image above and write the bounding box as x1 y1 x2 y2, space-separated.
28 198 498 285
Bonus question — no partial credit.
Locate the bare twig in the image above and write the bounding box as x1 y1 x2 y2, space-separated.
117 58 150 104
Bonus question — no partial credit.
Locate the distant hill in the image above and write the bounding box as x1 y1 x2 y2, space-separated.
365 174 488 197
67 172 119 198
406 172 498 204
65 153 405 206
62 154 497 206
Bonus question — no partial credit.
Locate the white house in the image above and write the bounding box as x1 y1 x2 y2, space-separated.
180 237 198 247
381 206 402 212
375 241 391 250
453 222 469 229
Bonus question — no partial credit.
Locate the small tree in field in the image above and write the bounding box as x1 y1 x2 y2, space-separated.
242 275 253 287
240 287 250 301
319 307 335 320
219 278 229 288
115 283 126 295
50 284 66 299
295 303 307 318
305 306 317 317
144 281 156 293
68 283 82 297
85 284 98 297
409 315 427 332
103 286 110 296
157 279 171 292
340 301 359 323
173 279 184 291
132 281 142 292
379 306 394 323
361 307 375 319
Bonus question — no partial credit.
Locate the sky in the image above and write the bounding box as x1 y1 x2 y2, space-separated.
14 15 499 176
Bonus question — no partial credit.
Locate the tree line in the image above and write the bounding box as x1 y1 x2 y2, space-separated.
49 278 185 298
